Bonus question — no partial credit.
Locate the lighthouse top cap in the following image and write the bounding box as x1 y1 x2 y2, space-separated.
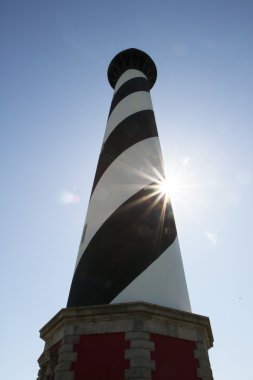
108 48 157 89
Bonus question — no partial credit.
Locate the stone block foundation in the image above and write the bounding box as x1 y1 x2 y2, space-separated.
37 302 214 380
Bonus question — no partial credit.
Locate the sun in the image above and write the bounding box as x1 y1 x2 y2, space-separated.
138 166 185 205
153 175 182 203
125 154 193 209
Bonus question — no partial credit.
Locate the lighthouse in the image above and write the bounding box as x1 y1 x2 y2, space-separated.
67 48 191 312
37 49 214 380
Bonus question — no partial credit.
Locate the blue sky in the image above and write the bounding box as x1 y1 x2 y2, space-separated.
1 1 253 378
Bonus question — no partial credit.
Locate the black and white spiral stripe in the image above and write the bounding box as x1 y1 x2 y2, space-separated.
67 62 191 312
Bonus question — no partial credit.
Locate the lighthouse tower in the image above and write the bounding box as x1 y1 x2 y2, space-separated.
37 49 214 380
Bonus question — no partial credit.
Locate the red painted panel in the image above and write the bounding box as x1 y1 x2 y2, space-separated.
151 334 200 380
72 333 129 380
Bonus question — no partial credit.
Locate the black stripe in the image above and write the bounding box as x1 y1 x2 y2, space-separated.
91 110 158 196
109 77 150 117
67 182 177 307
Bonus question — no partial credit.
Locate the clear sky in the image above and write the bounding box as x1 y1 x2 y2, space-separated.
1 0 253 379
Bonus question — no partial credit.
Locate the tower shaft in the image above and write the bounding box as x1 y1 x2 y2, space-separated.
67 49 190 312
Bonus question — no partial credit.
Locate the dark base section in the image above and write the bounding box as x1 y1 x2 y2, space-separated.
37 302 214 380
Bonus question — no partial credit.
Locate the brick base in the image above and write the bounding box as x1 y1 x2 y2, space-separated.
37 302 214 380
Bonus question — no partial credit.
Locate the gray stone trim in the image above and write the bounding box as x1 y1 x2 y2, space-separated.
54 373 74 380
125 332 150 341
45 329 80 351
144 318 199 341
37 351 58 380
58 344 75 353
125 331 155 380
194 341 214 380
125 348 151 359
197 367 214 380
54 361 72 371
62 335 80 344
37 336 80 379
39 302 213 349
130 339 154 350
130 358 155 369
125 367 152 379
44 329 64 351
53 335 80 380
57 351 77 362
43 315 207 352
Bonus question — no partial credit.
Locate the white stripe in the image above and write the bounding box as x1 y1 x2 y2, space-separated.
104 91 153 143
114 69 147 93
75 137 164 268
112 237 191 312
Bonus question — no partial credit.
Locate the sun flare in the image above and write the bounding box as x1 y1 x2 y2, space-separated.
154 176 182 202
